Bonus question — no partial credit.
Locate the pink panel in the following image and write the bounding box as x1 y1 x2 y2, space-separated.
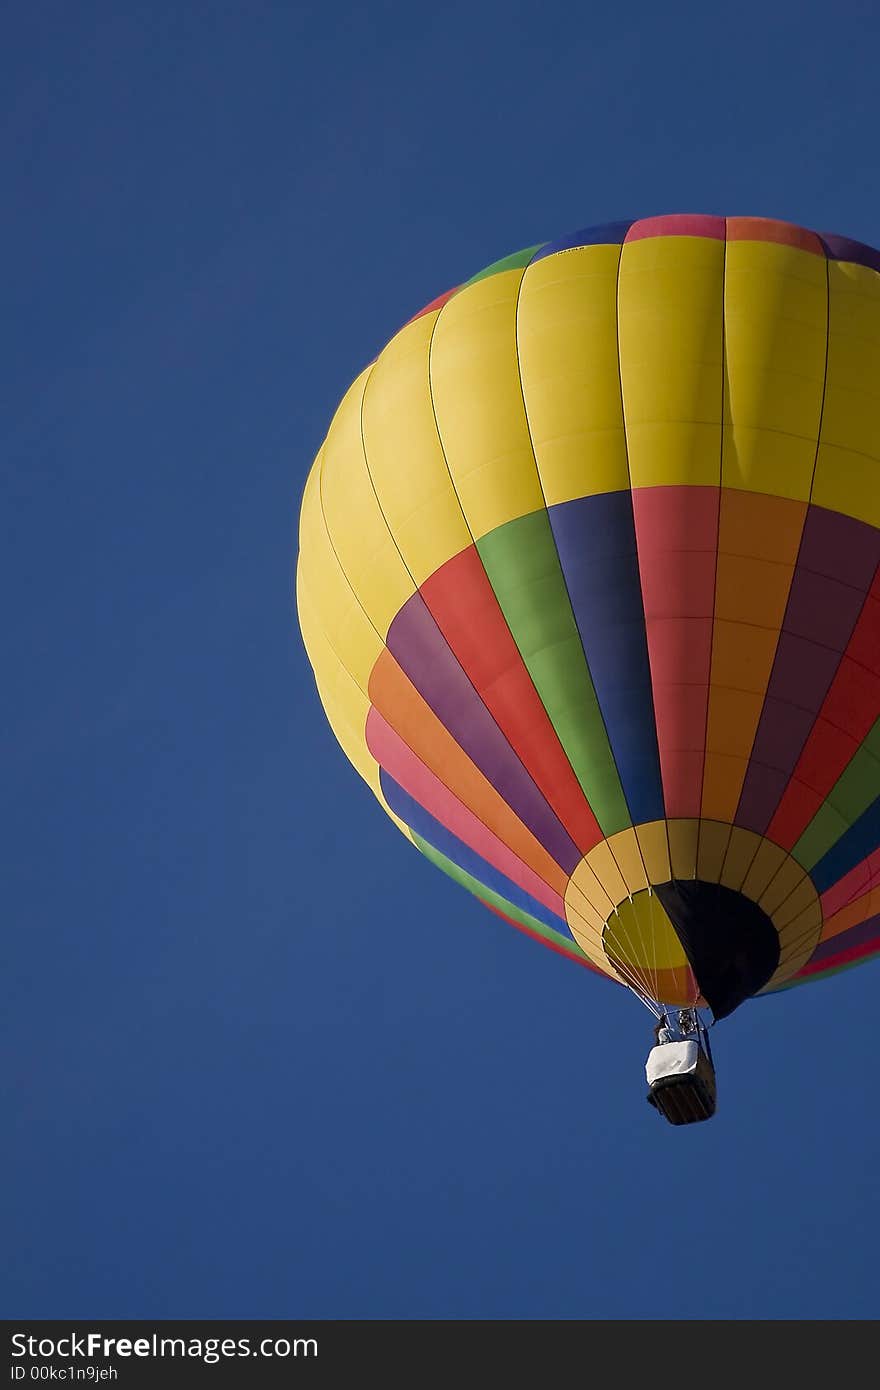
820 848 880 919
366 708 566 917
625 215 726 242
633 487 720 818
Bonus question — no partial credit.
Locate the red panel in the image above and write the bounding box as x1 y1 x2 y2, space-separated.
795 934 880 979
649 681 712 747
769 779 826 850
632 486 720 558
641 551 717 620
821 848 880 918
403 285 459 326
420 545 603 854
726 217 824 255
625 214 726 242
845 587 880 674
795 717 863 789
632 487 719 818
643 618 714 686
822 658 880 735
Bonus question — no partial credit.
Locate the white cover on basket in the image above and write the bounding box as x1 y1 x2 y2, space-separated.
645 1040 700 1085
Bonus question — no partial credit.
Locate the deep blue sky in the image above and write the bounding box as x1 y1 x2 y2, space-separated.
4 1 880 1321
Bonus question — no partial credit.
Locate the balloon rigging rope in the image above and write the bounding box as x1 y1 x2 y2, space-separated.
603 911 662 1017
602 924 660 1014
608 886 663 1016
617 969 662 1018
647 884 661 1009
569 876 652 1008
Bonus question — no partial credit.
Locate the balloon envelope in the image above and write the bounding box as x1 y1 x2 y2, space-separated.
297 215 880 1020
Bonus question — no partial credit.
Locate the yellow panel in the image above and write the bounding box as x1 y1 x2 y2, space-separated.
720 826 764 890
584 840 629 906
298 581 370 764
759 856 811 918
635 821 672 885
761 942 818 991
759 866 822 991
297 448 322 553
571 936 619 979
429 270 545 538
603 893 698 1006
667 819 700 879
297 578 381 799
603 891 688 971
722 240 827 497
812 261 880 526
563 890 606 936
770 902 822 981
565 862 615 922
561 895 603 939
813 445 880 526
696 820 734 881
297 459 384 689
774 876 820 928
361 311 472 585
741 839 788 902
603 828 650 896
320 368 415 636
602 922 656 993
618 235 724 488
777 899 822 953
297 583 411 839
516 245 630 505
607 962 698 1008
564 897 609 972
313 669 378 801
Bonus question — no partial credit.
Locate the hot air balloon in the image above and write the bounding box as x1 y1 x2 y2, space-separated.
296 215 880 1123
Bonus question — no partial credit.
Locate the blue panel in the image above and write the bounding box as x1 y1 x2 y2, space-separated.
548 491 664 824
810 795 880 893
379 770 573 938
532 220 634 261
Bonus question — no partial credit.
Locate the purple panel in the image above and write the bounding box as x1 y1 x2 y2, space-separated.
750 702 817 767
809 912 880 965
798 505 880 588
768 634 849 711
819 233 880 276
386 593 581 873
736 506 880 833
738 766 793 831
784 571 867 649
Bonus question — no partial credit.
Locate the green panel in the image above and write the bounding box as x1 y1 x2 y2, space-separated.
464 244 544 286
793 803 851 870
828 741 880 822
412 834 589 960
476 509 630 834
794 726 880 868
